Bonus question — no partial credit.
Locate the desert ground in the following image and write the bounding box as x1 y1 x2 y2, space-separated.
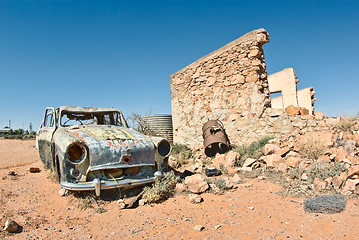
0 139 358 239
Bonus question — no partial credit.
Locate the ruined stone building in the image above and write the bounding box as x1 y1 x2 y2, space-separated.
170 28 324 147
268 68 316 115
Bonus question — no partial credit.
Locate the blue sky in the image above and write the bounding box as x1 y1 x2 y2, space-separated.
0 0 358 130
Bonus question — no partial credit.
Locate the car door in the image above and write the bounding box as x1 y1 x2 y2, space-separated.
37 107 56 169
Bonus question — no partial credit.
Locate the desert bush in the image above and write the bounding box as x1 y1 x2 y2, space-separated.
171 143 193 162
299 137 327 160
336 116 355 132
213 178 230 192
232 136 273 166
288 166 306 180
307 161 347 181
142 171 180 204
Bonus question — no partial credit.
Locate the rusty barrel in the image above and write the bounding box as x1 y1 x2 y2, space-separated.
202 120 230 157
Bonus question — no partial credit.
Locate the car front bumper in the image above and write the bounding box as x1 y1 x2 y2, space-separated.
60 177 156 196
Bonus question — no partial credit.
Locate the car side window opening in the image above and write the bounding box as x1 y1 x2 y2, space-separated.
44 109 54 127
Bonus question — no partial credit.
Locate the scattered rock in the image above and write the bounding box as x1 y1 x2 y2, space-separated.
332 173 347 190
225 151 240 167
8 171 16 176
242 158 257 168
193 225 204 231
58 189 68 196
276 147 290 157
227 167 239 174
263 143 280 155
4 219 20 233
304 194 346 214
175 183 187 192
315 112 325 120
212 154 226 169
28 167 41 173
313 178 327 191
189 194 203 204
248 206 255 210
285 105 300 115
185 174 209 194
340 179 359 195
117 199 127 209
138 199 146 206
230 173 242 183
263 154 282 168
285 157 301 167
209 184 221 194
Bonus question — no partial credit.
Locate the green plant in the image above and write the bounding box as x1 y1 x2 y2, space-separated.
142 171 180 204
171 143 193 161
288 166 305 180
232 136 273 166
307 161 347 181
219 163 228 175
213 178 230 192
299 137 327 160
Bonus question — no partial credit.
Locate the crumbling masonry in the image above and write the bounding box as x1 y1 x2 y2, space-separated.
170 28 326 147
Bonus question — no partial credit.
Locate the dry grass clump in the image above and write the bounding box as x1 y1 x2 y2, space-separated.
307 161 347 181
299 137 327 160
142 171 180 204
232 136 273 166
171 143 193 165
336 116 355 132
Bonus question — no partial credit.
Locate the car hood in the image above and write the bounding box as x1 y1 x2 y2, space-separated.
64 125 155 170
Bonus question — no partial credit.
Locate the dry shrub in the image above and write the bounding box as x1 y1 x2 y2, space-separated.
336 116 355 132
307 161 347 181
142 171 179 204
299 137 327 160
171 143 193 165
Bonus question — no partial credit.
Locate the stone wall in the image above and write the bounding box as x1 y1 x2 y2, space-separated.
170 28 324 148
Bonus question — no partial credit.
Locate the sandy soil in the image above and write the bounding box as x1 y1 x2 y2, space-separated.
0 139 358 239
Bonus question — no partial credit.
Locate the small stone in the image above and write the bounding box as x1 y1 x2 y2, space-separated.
315 112 325 120
58 189 68 196
225 151 241 167
209 184 221 194
285 157 301 167
8 171 16 176
175 183 187 192
313 178 326 191
285 105 300 115
189 194 203 204
214 224 221 230
194 225 204 231
4 219 19 233
185 174 209 194
263 144 281 155
242 158 257 168
248 206 254 210
28 167 41 173
138 199 146 206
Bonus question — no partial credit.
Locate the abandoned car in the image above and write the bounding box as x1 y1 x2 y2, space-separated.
36 106 171 196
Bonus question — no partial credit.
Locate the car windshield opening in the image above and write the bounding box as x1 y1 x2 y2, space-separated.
60 111 123 127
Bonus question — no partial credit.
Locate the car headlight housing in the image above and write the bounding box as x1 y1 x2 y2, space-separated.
66 141 87 164
157 139 171 157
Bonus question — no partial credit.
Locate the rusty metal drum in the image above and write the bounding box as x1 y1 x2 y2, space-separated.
202 120 230 157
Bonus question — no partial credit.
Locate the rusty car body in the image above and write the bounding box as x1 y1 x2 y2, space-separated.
36 106 171 196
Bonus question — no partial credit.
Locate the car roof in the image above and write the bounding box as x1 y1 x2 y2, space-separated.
57 106 122 113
